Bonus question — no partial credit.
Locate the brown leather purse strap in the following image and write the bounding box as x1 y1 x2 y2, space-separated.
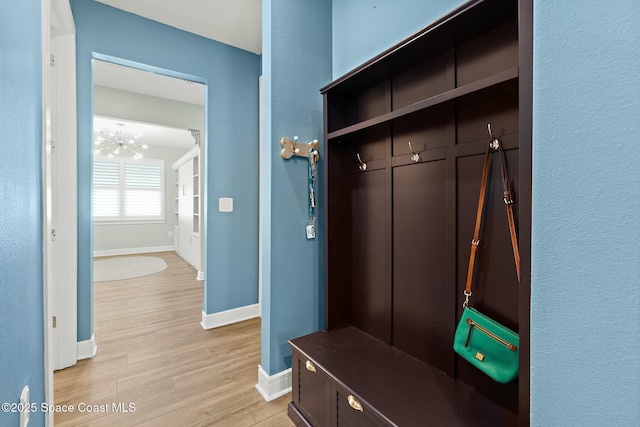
498 144 521 281
464 145 493 299
464 133 520 305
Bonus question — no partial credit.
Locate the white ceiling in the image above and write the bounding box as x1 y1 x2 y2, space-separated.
93 61 204 150
95 0 262 54
93 0 262 150
93 60 205 106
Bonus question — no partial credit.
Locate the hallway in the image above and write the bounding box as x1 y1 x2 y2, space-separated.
53 252 292 426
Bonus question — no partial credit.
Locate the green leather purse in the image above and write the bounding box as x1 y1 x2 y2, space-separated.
453 306 519 384
453 125 520 384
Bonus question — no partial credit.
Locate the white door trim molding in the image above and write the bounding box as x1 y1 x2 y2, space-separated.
49 0 78 372
258 75 263 318
42 2 53 425
44 1 77 425
52 30 78 372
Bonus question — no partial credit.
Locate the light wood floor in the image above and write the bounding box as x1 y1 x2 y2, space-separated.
54 251 293 426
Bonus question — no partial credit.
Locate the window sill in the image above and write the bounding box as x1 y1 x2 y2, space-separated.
94 219 166 226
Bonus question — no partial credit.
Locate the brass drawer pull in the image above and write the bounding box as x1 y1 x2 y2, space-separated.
305 360 317 373
347 394 363 412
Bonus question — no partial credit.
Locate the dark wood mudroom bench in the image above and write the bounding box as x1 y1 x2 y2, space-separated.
289 327 517 426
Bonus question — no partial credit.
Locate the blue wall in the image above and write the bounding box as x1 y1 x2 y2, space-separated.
71 0 261 341
0 1 45 426
3 2 637 426
332 0 465 77
261 0 332 375
531 1 640 425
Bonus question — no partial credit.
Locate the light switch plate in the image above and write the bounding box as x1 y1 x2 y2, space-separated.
219 197 233 212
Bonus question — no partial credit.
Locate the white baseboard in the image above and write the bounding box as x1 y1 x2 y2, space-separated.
93 245 175 257
200 304 259 329
77 334 97 360
196 270 204 281
255 365 292 402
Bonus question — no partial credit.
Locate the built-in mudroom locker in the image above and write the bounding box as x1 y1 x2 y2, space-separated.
173 146 203 278
288 0 532 426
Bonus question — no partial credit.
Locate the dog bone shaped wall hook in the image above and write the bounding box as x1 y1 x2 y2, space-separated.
280 136 318 160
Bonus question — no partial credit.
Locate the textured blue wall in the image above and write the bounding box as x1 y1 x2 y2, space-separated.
0 1 45 426
71 0 261 341
332 0 465 77
531 1 640 425
261 0 332 375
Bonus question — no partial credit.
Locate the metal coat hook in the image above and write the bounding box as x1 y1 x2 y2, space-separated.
408 141 420 163
357 153 367 171
487 123 500 151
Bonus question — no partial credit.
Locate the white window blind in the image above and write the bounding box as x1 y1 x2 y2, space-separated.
93 158 165 223
93 161 120 218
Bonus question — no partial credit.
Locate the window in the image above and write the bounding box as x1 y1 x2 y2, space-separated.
93 158 165 223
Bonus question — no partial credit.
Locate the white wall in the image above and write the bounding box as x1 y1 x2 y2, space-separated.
92 85 203 254
93 145 189 254
94 85 204 131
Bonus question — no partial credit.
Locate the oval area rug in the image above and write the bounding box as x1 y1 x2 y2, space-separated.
94 256 168 281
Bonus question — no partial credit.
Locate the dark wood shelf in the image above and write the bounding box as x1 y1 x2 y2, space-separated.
327 67 518 140
290 327 518 427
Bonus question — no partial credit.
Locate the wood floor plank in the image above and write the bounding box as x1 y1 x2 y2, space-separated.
248 395 292 424
54 354 129 385
54 251 293 426
136 387 262 427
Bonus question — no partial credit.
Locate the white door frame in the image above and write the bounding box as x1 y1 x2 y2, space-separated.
51 3 78 371
258 75 263 317
43 1 77 424
42 2 53 425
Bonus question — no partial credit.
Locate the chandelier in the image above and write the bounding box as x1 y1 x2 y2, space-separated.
94 123 148 159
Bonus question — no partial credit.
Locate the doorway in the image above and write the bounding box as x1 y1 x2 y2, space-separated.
91 58 206 304
93 60 205 270
48 56 208 375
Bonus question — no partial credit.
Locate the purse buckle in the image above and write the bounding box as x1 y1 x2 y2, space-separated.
463 290 472 308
